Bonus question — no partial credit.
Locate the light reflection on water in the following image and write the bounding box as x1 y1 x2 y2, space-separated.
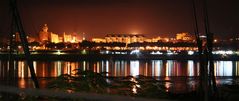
1 60 238 78
130 61 139 77
1 60 239 93
215 61 233 76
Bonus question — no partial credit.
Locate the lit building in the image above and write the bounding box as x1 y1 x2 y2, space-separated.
39 24 49 42
38 24 82 44
93 34 145 44
63 33 79 43
71 36 77 43
92 38 106 43
145 36 162 43
92 34 182 44
58 37 63 43
50 32 59 43
63 32 72 43
152 37 161 42
176 32 194 41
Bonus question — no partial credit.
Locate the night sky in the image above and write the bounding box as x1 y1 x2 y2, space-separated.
0 0 238 40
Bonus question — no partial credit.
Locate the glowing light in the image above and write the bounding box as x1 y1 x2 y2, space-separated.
83 61 86 71
213 50 234 55
187 61 194 76
150 51 163 55
130 49 140 54
226 51 233 54
152 60 162 76
188 51 194 55
199 35 206 38
70 36 76 43
167 52 173 55
57 61 61 76
106 61 109 76
57 50 61 55
214 39 218 42
130 77 140 94
132 85 137 94
165 82 170 92
166 60 173 76
166 63 169 76
18 61 25 78
131 32 138 35
81 49 87 54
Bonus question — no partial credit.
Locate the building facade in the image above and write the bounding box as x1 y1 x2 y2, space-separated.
38 24 81 43
93 34 145 44
176 32 194 41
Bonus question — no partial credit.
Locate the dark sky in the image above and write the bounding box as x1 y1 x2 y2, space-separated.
0 0 238 40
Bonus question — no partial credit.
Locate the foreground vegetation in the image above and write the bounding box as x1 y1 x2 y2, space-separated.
48 70 170 99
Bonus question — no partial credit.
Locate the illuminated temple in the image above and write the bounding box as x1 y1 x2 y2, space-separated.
39 24 81 43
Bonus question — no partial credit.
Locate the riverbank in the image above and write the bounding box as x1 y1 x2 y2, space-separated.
1 75 239 101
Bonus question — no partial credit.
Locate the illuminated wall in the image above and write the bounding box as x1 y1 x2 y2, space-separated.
63 33 72 43
176 32 194 41
38 24 81 43
50 33 59 43
92 38 106 43
58 37 63 43
93 34 145 44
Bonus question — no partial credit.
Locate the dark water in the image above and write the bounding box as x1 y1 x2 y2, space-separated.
1 60 239 93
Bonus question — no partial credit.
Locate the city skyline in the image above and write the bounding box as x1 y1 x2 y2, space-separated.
0 23 238 44
0 0 239 40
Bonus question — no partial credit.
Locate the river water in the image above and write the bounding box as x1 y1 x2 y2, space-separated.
1 60 239 93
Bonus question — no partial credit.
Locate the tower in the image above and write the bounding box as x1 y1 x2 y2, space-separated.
9 0 39 88
39 24 49 42
42 24 48 32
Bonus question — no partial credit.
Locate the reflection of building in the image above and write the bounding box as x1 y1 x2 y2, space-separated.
39 24 49 42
